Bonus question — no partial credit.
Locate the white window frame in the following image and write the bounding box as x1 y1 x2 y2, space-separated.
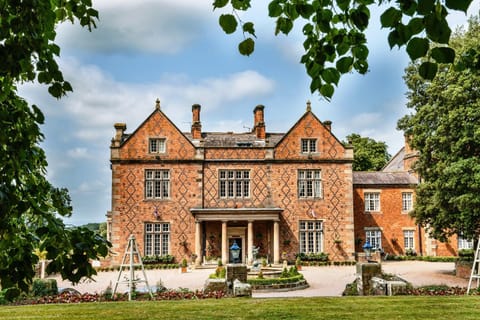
144 222 170 256
458 235 474 250
145 169 170 199
149 138 166 154
402 192 413 212
365 229 382 250
298 170 323 199
403 230 415 250
364 192 380 212
301 138 317 153
299 221 323 254
219 170 250 199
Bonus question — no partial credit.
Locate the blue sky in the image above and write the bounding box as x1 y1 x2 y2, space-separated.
18 1 479 226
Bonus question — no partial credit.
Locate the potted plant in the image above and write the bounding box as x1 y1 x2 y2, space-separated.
295 256 302 271
181 258 188 273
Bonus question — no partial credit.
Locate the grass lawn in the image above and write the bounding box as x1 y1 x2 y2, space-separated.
1 296 480 320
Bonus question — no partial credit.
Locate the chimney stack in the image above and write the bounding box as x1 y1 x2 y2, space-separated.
253 105 266 139
323 120 332 131
191 104 202 139
114 123 126 142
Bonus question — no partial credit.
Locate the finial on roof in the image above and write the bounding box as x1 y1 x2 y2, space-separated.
306 100 311 112
155 98 161 110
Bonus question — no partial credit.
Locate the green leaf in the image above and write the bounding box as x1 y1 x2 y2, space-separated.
350 5 370 31
353 59 369 74
417 0 435 15
380 7 402 28
388 30 401 48
231 0 251 10
321 68 340 85
406 37 429 60
219 14 238 34
352 45 369 60
242 22 256 37
48 82 63 98
336 0 351 12
336 56 354 73
336 42 350 55
268 0 283 17
213 0 229 9
63 81 73 93
445 0 472 13
320 83 334 99
296 3 314 19
431 47 455 64
407 18 425 35
275 17 294 35
425 14 451 44
419 61 438 80
238 38 255 56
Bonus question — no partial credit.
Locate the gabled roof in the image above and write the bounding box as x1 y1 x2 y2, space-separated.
382 147 405 172
353 171 418 186
119 107 195 149
274 109 345 148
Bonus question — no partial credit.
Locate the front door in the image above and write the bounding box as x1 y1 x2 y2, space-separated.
229 237 243 263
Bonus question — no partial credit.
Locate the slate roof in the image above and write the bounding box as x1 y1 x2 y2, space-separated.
382 147 405 172
183 132 284 148
353 171 418 186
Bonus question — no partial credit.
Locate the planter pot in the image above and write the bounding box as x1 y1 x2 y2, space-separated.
181 267 188 273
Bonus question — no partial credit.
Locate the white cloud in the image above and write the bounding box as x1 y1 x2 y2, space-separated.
67 147 93 159
56 0 213 54
20 58 275 144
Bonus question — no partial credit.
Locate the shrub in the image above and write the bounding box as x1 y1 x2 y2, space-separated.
31 279 58 297
458 249 475 262
247 274 304 286
296 252 329 262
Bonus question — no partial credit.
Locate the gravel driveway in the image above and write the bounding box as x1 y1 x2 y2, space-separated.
51 261 469 297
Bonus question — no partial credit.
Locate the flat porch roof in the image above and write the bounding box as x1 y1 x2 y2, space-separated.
190 207 283 222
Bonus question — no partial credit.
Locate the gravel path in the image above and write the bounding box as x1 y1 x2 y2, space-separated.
50 261 469 297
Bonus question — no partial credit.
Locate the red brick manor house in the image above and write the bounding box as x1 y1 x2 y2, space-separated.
106 100 465 266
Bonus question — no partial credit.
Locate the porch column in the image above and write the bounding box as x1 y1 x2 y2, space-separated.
221 221 228 265
247 221 254 265
195 221 201 266
273 220 280 264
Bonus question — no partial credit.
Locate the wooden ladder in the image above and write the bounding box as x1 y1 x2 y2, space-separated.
467 237 480 294
113 234 153 300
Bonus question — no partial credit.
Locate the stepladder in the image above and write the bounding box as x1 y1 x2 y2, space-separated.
467 237 480 294
113 234 153 300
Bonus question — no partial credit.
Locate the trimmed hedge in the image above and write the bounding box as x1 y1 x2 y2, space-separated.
384 255 456 262
247 274 304 286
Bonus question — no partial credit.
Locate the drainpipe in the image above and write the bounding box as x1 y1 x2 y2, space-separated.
417 224 423 256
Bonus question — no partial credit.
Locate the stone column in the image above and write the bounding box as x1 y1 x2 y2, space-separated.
273 221 280 264
221 221 228 265
195 221 202 266
247 221 254 265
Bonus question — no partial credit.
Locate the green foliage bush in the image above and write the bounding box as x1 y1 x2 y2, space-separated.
142 255 175 264
31 279 58 297
247 274 304 286
296 252 329 262
458 249 475 262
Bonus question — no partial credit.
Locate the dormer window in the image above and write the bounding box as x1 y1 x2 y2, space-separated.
301 139 317 153
149 138 166 153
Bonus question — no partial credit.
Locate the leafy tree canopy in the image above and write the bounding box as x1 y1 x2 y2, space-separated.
344 133 391 171
397 16 480 241
0 0 109 300
213 0 478 100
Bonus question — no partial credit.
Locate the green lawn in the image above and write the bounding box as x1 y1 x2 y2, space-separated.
1 296 480 320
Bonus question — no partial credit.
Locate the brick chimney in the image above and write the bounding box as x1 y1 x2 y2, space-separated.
253 105 266 139
113 123 126 144
323 120 332 131
191 104 202 139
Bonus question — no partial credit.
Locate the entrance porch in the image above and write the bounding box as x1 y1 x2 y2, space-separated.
190 208 283 266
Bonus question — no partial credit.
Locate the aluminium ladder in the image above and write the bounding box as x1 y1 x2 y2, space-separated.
113 234 153 300
467 237 480 294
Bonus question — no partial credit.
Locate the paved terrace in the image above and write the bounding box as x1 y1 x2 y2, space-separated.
51 261 469 297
